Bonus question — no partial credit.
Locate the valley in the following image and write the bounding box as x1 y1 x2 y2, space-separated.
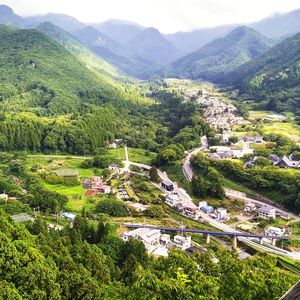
0 2 299 299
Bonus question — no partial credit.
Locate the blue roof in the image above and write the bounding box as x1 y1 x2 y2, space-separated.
201 205 214 211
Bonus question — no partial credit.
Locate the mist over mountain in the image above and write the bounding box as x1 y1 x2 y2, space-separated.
123 27 182 65
92 19 145 43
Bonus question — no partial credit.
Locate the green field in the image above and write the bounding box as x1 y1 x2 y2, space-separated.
261 122 300 142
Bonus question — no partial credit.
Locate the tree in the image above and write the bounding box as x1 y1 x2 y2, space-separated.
191 176 207 198
145 205 164 218
149 167 160 183
95 197 128 217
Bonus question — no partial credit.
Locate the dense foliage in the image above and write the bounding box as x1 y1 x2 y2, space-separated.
0 209 297 299
226 32 300 117
191 153 300 212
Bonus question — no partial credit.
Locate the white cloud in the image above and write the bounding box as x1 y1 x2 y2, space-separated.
2 0 300 33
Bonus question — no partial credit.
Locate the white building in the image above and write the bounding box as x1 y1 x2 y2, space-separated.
0 193 8 201
258 206 276 219
216 208 227 220
165 194 181 207
198 201 208 209
173 235 192 250
244 202 256 212
122 228 161 252
265 226 285 236
61 212 76 221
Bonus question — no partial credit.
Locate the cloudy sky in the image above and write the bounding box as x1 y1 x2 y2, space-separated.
2 0 300 33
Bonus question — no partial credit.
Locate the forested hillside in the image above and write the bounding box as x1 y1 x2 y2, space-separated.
165 27 273 81
0 209 297 299
225 32 300 116
36 22 124 79
0 25 153 154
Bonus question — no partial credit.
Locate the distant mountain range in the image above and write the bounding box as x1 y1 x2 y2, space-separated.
0 4 300 80
165 26 274 81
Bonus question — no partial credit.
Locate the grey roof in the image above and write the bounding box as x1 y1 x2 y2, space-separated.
209 153 222 160
259 206 275 214
162 179 173 186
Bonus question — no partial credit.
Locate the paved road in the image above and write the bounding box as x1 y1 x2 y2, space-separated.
125 145 300 259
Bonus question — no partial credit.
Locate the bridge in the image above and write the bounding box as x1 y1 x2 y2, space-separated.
125 224 288 250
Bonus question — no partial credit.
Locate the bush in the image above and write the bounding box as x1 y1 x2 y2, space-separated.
95 197 128 217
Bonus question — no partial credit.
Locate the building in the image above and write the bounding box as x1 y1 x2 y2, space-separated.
265 226 285 236
61 212 76 221
173 235 192 250
108 142 117 149
237 136 264 143
258 206 276 219
201 205 214 214
83 177 112 196
161 180 174 192
268 154 280 165
198 201 207 209
160 234 171 246
180 202 200 219
0 193 8 201
185 246 207 256
122 228 161 254
244 202 257 212
127 202 149 212
276 155 300 169
208 153 222 160
216 208 227 220
165 194 181 207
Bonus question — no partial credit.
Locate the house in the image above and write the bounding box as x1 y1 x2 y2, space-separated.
201 205 214 214
61 212 76 221
244 202 257 212
268 154 280 165
258 206 276 219
127 202 149 212
220 151 233 159
83 177 112 196
265 226 285 236
180 202 200 219
216 208 227 220
0 193 9 201
198 201 208 209
122 228 161 254
272 155 300 169
222 131 231 143
208 153 222 160
160 234 171 246
165 194 181 207
108 164 118 170
238 136 264 143
108 142 117 149
185 246 207 256
173 235 192 250
161 180 174 192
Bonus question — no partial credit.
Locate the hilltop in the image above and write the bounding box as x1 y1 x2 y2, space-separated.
165 26 274 81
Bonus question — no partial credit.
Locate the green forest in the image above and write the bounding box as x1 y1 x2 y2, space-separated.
0 209 298 300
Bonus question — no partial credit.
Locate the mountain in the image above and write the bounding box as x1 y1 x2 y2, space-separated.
0 25 140 115
0 4 24 27
165 24 237 54
93 19 144 43
124 27 182 65
73 26 123 55
24 13 85 32
251 9 300 39
72 25 160 78
165 26 274 81
226 32 300 115
36 22 123 79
